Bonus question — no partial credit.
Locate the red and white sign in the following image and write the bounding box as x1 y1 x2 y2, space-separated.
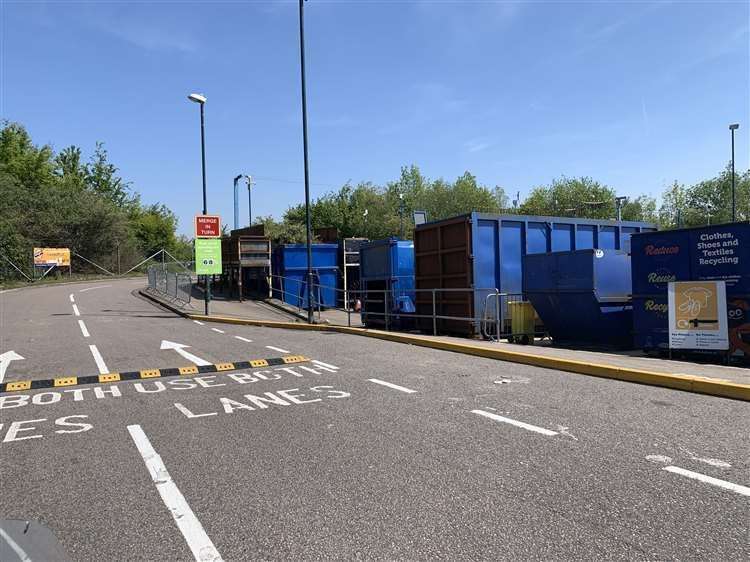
195 215 221 238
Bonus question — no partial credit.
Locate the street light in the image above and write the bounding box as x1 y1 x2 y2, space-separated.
245 175 255 226
188 92 210 315
298 0 314 324
233 174 243 230
730 123 739 222
615 196 628 222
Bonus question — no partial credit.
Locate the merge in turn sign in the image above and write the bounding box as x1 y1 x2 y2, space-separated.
195 238 222 275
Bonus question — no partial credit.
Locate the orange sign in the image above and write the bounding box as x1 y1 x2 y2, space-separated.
668 281 728 350
195 215 221 238
33 247 71 267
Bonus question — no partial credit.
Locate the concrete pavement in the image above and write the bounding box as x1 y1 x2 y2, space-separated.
0 279 748 560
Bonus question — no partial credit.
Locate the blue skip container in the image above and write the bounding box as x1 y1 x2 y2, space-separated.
272 244 339 308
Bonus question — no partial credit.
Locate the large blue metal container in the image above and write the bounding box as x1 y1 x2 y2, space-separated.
359 238 415 328
524 249 634 348
272 244 339 308
631 222 750 360
414 212 656 335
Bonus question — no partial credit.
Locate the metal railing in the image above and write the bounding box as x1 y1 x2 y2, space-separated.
147 265 192 305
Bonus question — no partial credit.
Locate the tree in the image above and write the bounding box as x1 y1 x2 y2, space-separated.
520 176 618 219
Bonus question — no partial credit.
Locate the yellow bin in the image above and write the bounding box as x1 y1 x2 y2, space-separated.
508 301 536 345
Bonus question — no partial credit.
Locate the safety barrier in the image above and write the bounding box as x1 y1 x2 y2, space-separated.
147 265 192 305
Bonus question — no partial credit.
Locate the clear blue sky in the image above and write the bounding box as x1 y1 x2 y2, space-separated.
2 1 748 235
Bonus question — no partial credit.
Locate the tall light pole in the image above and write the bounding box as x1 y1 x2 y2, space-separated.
245 175 254 226
730 123 739 222
233 174 242 230
298 0 314 323
188 92 210 315
615 196 628 222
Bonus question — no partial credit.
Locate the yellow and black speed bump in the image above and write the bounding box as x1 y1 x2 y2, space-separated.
0 355 310 395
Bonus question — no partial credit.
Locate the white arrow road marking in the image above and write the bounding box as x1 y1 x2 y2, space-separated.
160 340 211 366
128 424 224 562
265 345 290 354
662 466 750 497
0 351 25 384
69 293 75 303
472 409 559 437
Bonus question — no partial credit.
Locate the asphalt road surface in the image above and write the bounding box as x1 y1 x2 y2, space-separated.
0 279 748 561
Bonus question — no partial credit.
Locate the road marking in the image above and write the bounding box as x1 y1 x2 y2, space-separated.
160 340 211 366
211 328 225 334
234 336 253 343
69 293 75 303
368 378 417 393
89 345 109 374
72 304 81 316
662 466 750 497
127 424 224 562
0 526 31 562
193 320 205 326
265 345 290 354
471 409 559 436
79 285 111 292
78 320 90 338
0 351 25 385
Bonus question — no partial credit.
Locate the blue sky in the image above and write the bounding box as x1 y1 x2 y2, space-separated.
2 0 748 235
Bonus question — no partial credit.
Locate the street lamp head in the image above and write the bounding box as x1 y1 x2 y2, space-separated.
233 174 243 183
244 175 253 185
188 93 207 104
729 123 739 130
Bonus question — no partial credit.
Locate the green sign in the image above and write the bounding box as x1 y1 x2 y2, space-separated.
195 238 222 275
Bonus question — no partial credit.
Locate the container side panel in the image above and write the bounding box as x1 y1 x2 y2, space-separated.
576 225 595 250
631 230 692 296
501 221 523 295
527 222 549 254
599 226 617 250
475 219 499 291
552 224 574 252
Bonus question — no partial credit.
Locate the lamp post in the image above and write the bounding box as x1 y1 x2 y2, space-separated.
233 174 242 230
188 92 210 316
730 123 739 222
245 175 254 226
615 196 628 222
298 0 314 323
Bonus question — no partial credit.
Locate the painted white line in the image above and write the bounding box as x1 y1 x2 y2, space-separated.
662 466 750 497
127 425 224 562
78 320 90 338
160 340 211 366
211 328 225 334
265 345 290 354
312 360 339 370
0 526 31 562
193 320 205 326
368 378 417 394
0 351 24 385
234 336 253 343
79 285 111 292
89 344 109 374
69 293 75 303
72 304 81 316
471 409 558 436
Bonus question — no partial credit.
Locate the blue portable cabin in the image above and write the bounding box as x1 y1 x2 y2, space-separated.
359 238 416 328
630 222 750 361
414 212 657 336
523 249 634 348
272 243 339 308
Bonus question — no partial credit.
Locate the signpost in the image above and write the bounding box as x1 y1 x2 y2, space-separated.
195 238 222 275
668 280 729 351
195 215 221 238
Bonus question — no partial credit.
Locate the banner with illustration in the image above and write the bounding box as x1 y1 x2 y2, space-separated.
668 280 728 350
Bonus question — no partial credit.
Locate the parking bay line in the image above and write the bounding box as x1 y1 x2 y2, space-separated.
89 345 109 374
78 320 90 338
662 466 750 497
265 345 290 354
127 424 224 562
72 304 81 316
471 409 559 437
368 378 417 394
234 336 253 343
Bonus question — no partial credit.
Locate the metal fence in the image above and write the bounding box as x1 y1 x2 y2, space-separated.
147 265 192 305
269 272 535 340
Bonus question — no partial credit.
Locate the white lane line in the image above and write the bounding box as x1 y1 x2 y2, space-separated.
0 526 31 562
193 320 205 326
211 328 225 334
234 336 253 343
662 466 750 497
72 304 81 316
127 425 224 562
471 409 558 436
265 345 290 354
89 344 109 374
69 293 75 303
368 378 417 394
78 320 90 338
79 285 111 292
